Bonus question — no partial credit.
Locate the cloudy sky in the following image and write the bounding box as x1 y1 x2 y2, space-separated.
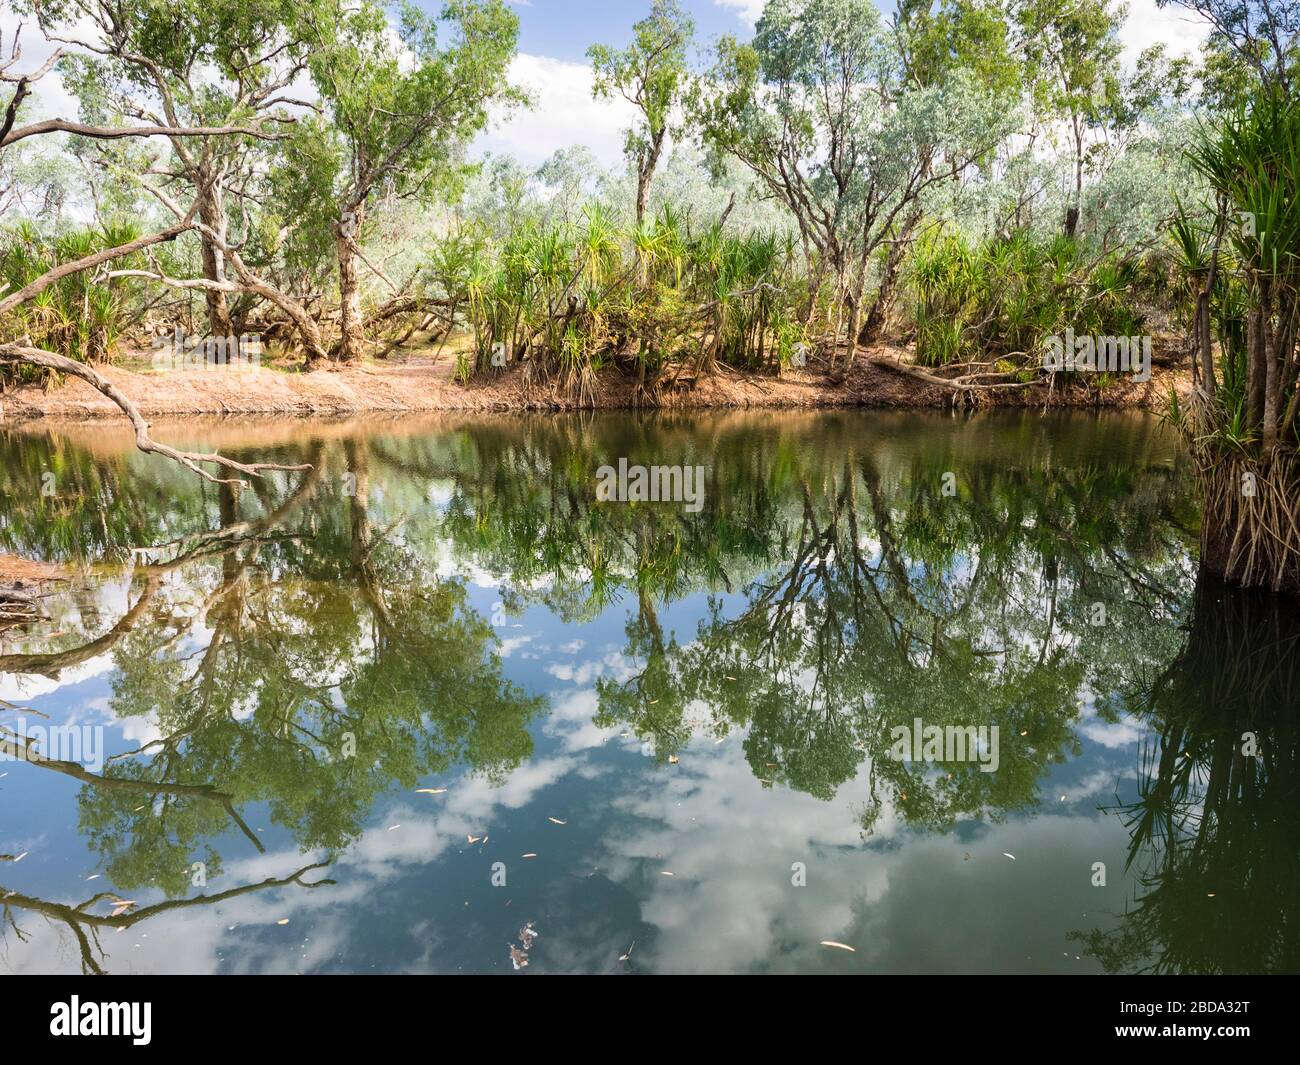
3 0 1213 170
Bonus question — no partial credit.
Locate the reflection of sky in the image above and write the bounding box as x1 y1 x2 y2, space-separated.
1 555 1147 975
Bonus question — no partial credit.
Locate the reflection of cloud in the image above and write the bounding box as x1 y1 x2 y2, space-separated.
498 634 534 658
583 738 1130 973
339 756 579 882
545 650 636 686
544 687 618 752
1 844 353 975
1058 768 1130 804
0 655 114 703
596 738 881 973
1079 717 1143 749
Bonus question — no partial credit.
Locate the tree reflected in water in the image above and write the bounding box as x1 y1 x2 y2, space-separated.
3 412 1293 974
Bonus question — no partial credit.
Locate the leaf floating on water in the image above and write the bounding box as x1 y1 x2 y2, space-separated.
415 788 447 795
820 940 856 952
547 817 566 825
509 921 540 970
1002 853 1016 861
276 919 290 926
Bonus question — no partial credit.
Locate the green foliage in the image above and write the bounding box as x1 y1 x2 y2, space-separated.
447 203 804 395
0 221 144 380
902 226 1147 366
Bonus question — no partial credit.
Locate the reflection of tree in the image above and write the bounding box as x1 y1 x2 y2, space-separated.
2 438 543 896
2 413 1205 892
0 859 334 975
362 411 1199 833
1073 574 1300 974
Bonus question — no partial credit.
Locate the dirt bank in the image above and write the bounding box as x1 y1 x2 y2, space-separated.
0 344 1187 421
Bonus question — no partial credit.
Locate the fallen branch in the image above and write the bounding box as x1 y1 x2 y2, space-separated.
0 342 311 484
866 355 1037 391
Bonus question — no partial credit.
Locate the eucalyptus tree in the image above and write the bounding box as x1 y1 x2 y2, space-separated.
291 0 522 362
1012 0 1129 237
861 0 1024 340
588 0 695 228
697 0 1009 372
1 2 315 480
1161 0 1298 96
27 0 324 339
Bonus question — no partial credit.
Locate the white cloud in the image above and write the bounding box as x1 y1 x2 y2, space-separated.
1118 0 1211 64
713 0 765 26
477 52 636 168
0 11 91 124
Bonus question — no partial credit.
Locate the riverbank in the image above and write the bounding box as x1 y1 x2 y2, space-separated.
0 343 1187 420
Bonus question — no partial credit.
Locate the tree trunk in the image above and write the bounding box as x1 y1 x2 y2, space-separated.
860 230 910 344
1262 279 1281 453
1194 275 1217 395
634 131 664 230
335 203 366 363
635 167 651 230
1065 117 1083 238
1246 286 1267 433
197 185 233 340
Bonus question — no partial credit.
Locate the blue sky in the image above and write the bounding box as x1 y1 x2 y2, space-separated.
503 0 772 64
467 0 1208 167
1 0 1212 171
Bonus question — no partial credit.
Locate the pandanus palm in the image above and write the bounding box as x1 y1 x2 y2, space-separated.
1171 87 1300 593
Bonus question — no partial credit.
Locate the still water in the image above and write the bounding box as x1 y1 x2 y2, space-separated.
0 410 1295 974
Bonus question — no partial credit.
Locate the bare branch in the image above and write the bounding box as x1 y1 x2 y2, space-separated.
0 342 311 485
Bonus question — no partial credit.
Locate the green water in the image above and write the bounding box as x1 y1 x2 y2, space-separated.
0 409 1296 974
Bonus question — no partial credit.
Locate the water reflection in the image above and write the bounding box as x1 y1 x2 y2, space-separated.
0 411 1294 973
1075 576 1300 974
